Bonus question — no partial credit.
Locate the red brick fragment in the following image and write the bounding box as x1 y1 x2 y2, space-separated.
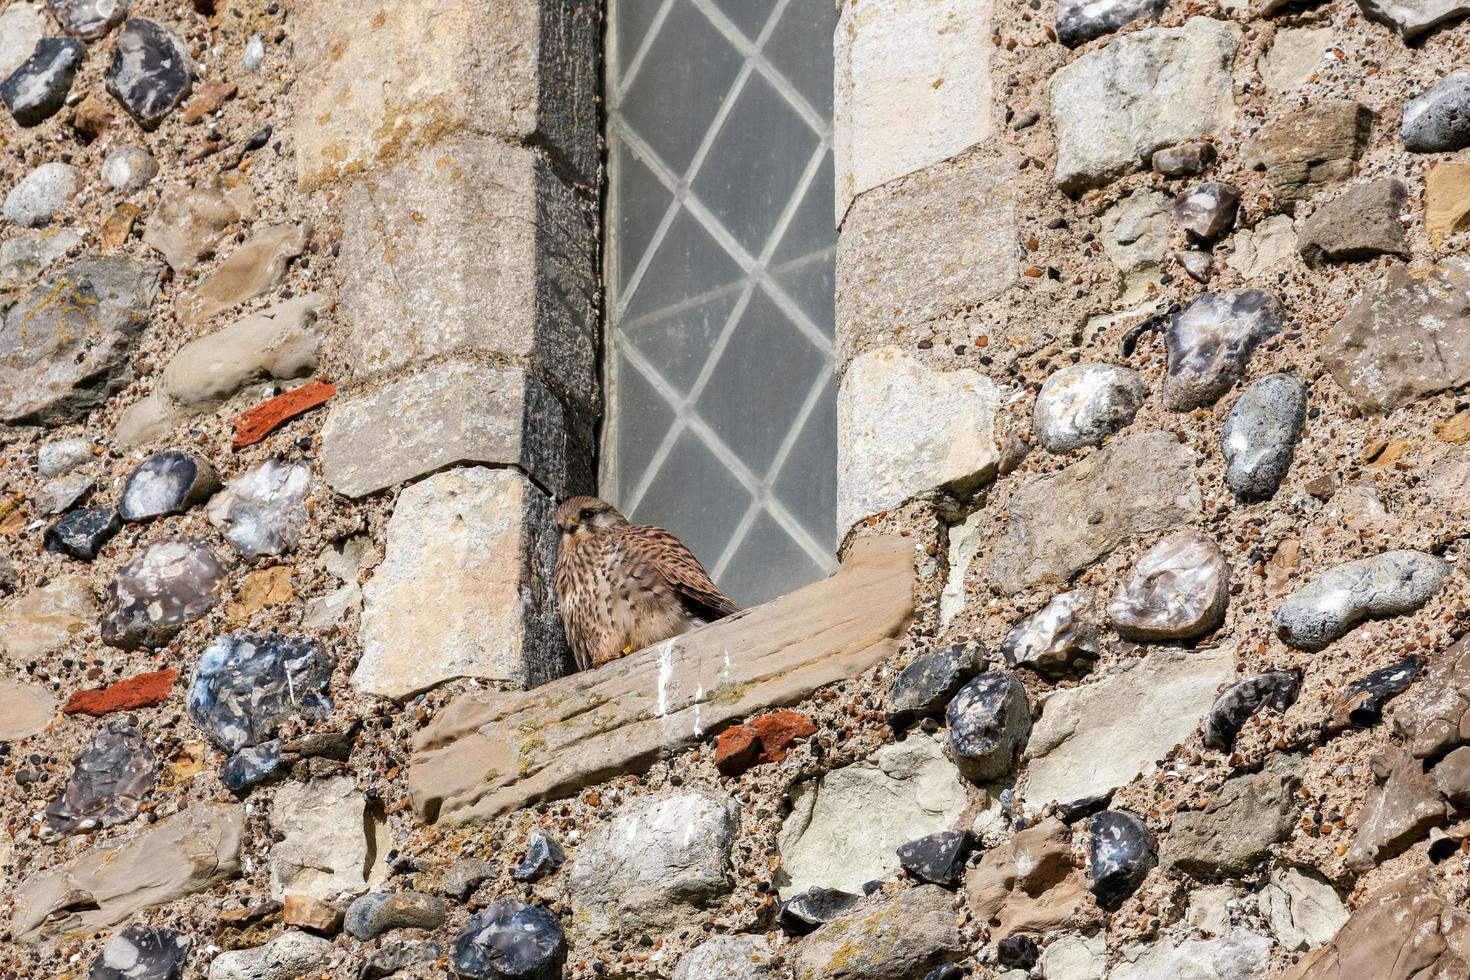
232 380 336 449
715 710 818 777
63 669 177 716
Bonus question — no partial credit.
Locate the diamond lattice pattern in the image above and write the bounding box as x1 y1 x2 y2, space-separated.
603 0 839 605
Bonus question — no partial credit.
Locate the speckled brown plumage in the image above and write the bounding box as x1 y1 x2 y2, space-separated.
552 496 740 671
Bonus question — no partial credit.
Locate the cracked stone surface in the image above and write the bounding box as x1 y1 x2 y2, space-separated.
0 256 159 425
188 632 333 754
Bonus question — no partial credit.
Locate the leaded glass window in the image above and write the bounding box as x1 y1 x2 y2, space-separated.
602 0 839 607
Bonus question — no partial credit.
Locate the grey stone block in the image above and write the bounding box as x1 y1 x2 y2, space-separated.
320 359 572 500
338 138 597 422
836 148 1016 371
293 0 598 189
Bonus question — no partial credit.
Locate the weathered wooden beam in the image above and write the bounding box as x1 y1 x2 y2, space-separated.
408 534 916 824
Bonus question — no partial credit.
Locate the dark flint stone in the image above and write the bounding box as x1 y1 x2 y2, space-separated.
1203 670 1302 750
1403 71 1470 153
1056 788 1116 822
1153 141 1216 177
946 670 1031 783
105 18 193 130
779 887 861 936
188 633 334 753
1056 0 1165 46
1165 288 1285 411
888 642 981 724
513 829 567 882
1088 809 1157 910
88 924 189 980
1330 655 1420 732
345 891 448 941
2 37 85 126
896 830 973 887
44 717 157 838
221 739 283 794
1173 181 1241 242
100 539 230 649
1001 590 1099 680
1221 374 1308 501
998 934 1040 969
45 507 123 561
450 900 565 980
922 966 967 980
119 450 219 521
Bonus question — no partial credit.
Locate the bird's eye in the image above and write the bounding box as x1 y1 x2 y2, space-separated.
579 508 595 521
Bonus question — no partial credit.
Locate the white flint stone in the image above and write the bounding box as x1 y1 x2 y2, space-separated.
208 931 334 980
1002 589 1100 679
37 437 95 478
4 162 78 227
1107 530 1229 641
1034 363 1147 454
1274 550 1450 651
101 146 159 193
838 346 1006 533
206 458 312 559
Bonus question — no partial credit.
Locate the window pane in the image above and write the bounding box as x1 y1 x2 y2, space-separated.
605 0 839 606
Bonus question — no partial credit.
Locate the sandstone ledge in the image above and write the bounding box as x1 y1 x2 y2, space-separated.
409 535 915 824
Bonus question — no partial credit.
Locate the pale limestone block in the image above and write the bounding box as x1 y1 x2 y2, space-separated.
834 0 994 221
337 138 596 408
352 467 565 699
837 345 1006 534
293 0 597 188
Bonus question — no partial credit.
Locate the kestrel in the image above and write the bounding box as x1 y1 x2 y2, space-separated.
553 496 741 671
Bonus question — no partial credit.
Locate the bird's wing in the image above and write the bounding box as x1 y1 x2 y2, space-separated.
633 525 742 620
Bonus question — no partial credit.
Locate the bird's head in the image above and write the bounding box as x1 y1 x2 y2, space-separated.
554 496 628 542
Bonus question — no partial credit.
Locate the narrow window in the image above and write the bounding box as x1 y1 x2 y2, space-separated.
603 0 839 606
